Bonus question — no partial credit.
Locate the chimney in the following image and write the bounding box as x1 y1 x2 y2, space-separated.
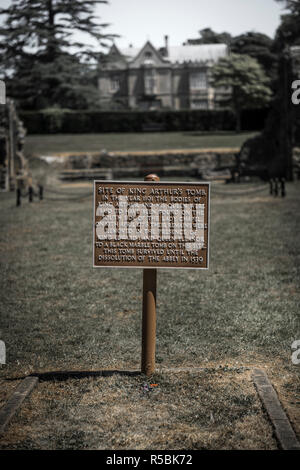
164 35 169 56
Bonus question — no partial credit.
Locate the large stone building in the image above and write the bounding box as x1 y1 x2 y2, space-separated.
98 37 229 110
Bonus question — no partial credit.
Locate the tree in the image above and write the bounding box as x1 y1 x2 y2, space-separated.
275 0 300 18
185 27 231 46
227 2 299 181
231 32 278 82
236 0 299 182
271 0 300 179
0 0 116 109
185 28 278 82
211 54 272 131
273 0 300 51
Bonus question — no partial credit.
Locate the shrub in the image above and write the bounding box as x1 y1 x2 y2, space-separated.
19 108 270 134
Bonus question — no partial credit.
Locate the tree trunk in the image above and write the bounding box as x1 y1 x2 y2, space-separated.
233 91 241 133
282 52 293 181
235 109 241 133
47 0 56 61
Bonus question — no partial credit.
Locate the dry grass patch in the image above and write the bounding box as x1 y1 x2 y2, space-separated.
0 369 278 450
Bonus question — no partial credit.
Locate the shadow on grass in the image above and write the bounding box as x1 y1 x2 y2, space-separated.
7 369 142 382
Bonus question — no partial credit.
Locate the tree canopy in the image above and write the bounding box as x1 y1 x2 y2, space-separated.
231 32 278 81
211 54 272 131
273 0 300 51
186 27 231 45
0 0 116 109
186 29 278 83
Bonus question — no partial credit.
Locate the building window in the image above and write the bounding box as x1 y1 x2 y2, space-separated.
190 71 207 90
110 77 120 93
144 68 157 95
191 99 208 109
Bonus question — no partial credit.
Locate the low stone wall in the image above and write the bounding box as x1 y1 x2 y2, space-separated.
40 147 300 180
53 148 240 178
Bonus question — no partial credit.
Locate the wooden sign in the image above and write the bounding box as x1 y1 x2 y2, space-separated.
93 181 210 269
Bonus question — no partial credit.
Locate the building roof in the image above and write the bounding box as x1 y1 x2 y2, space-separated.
119 43 227 64
121 46 140 59
167 44 227 63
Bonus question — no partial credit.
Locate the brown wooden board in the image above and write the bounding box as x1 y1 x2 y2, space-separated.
93 181 210 269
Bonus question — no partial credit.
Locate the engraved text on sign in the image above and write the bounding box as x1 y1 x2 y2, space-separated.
93 181 210 269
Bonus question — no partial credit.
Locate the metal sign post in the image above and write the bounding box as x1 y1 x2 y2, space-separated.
141 174 159 375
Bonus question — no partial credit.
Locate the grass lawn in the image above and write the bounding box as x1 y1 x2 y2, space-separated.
0 178 299 449
24 131 258 155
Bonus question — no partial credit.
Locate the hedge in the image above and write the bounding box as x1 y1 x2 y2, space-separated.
19 108 270 134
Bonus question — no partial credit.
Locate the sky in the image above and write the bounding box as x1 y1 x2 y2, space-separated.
0 0 288 52
93 0 287 50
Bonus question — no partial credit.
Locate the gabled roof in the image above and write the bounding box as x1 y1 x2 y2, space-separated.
120 46 140 60
121 41 168 67
102 43 128 69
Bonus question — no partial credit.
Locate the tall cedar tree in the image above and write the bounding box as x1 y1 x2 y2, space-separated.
211 54 272 132
0 0 115 109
